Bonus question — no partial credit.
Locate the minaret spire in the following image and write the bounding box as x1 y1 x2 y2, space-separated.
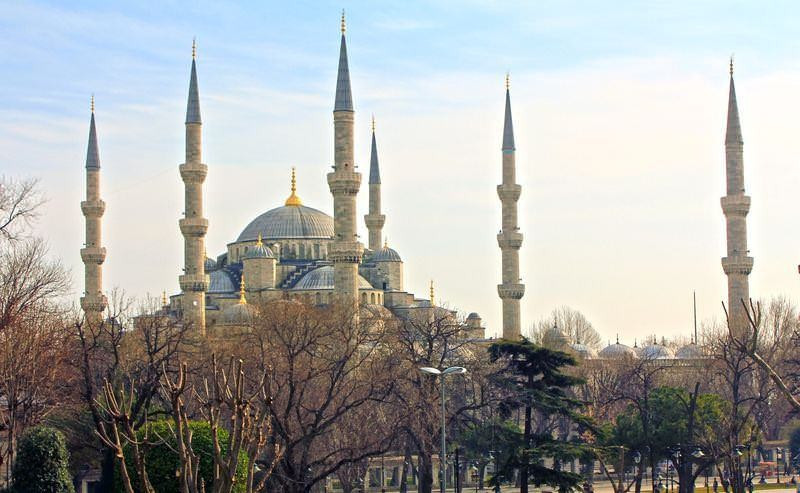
721 58 752 332
328 14 363 305
365 115 386 251
497 74 525 340
179 40 210 334
80 96 107 324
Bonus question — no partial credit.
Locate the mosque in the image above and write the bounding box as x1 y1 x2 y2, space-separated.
78 15 517 338
79 16 749 358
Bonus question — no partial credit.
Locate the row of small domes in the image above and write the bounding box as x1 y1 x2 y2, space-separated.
573 340 705 360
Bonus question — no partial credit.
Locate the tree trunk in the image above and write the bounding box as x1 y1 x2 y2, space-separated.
400 446 413 493
418 451 433 493
521 401 532 493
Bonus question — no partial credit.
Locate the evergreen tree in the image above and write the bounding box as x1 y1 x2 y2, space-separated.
489 338 594 493
11 426 75 493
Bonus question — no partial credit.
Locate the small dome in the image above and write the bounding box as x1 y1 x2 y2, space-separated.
208 270 236 293
570 343 597 359
245 241 274 259
222 302 256 325
467 312 481 320
641 343 675 359
204 256 216 272
292 265 373 290
676 343 704 359
598 342 637 359
372 246 402 262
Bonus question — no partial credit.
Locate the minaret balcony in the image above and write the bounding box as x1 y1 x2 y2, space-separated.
179 273 210 292
497 184 522 202
364 214 386 229
80 295 108 313
497 232 523 249
80 246 106 264
179 162 208 183
721 256 754 275
329 241 363 263
81 200 106 217
497 283 525 300
720 195 751 216
179 217 209 237
327 171 362 195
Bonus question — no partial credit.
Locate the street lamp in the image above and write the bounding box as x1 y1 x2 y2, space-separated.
420 366 468 493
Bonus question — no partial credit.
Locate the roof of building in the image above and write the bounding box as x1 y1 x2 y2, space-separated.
372 245 401 262
570 343 597 359
598 342 637 359
641 343 675 359
204 256 216 272
186 43 201 124
86 103 100 170
208 269 236 293
467 312 481 320
236 204 333 242
292 265 373 290
334 16 353 112
245 235 275 259
676 343 704 359
221 301 256 325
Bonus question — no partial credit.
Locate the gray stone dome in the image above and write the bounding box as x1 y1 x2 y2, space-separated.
292 265 373 290
204 256 216 272
245 242 274 259
570 343 597 359
372 246 402 262
208 270 236 293
641 343 675 359
676 343 703 359
237 204 333 241
222 302 256 325
467 312 481 320
598 342 637 359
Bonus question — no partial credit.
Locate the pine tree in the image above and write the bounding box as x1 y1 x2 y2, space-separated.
489 338 594 493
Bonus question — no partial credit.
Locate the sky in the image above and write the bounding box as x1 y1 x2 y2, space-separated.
2 0 800 343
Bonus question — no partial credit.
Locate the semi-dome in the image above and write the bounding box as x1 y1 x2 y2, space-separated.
208 270 236 293
676 343 704 359
292 265 373 290
237 205 333 242
570 343 597 359
372 245 402 262
598 342 637 359
641 343 675 359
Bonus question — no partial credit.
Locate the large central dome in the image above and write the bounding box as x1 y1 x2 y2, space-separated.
237 204 333 242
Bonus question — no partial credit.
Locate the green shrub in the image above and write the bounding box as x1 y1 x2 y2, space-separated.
12 425 75 493
115 420 248 493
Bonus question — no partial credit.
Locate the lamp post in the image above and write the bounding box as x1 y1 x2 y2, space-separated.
634 451 642 492
777 448 783 484
420 366 468 493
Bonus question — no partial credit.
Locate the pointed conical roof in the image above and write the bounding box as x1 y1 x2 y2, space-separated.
502 86 515 151
185 44 202 124
86 99 100 169
334 32 353 112
725 64 742 146
369 122 380 184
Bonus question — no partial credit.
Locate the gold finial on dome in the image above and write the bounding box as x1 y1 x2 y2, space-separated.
90 94 95 113
341 9 346 34
285 167 302 206
192 38 197 60
256 233 263 247
429 280 435 306
239 274 247 304
729 55 734 76
161 290 167 307
505 72 510 90
371 114 376 133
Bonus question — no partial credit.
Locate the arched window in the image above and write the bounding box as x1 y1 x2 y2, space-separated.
370 293 375 304
361 292 367 303
315 293 321 305
299 243 306 259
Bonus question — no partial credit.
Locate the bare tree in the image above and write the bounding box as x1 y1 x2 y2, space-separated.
0 176 43 243
529 306 602 349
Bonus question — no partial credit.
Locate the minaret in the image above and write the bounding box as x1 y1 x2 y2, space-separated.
497 74 524 340
178 40 210 334
364 116 385 251
721 59 753 331
80 96 108 324
327 12 363 304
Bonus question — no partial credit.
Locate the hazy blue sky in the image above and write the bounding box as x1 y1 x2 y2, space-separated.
3 1 800 343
